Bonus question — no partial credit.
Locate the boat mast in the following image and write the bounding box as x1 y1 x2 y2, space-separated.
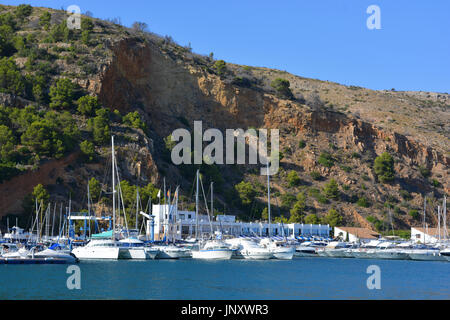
443 195 448 240
195 169 199 240
423 196 427 244
438 205 441 242
267 163 271 238
136 188 139 231
112 135 116 240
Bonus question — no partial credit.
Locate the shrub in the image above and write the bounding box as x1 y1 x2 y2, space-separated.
323 179 340 200
374 152 395 183
88 108 110 145
213 60 226 76
304 214 320 224
318 152 334 168
270 78 293 99
310 170 321 180
39 12 51 30
77 95 99 116
49 78 76 109
0 57 25 95
287 170 301 187
298 139 306 149
357 196 370 208
235 181 256 207
14 4 33 21
408 209 419 220
321 208 342 227
123 111 147 131
80 140 96 162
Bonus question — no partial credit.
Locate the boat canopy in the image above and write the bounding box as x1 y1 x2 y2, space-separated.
91 230 113 239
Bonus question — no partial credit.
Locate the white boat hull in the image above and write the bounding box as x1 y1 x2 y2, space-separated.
119 248 147 259
241 250 273 260
72 247 121 260
192 249 233 260
271 247 294 260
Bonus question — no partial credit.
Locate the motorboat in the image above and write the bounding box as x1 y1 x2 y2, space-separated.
316 241 351 258
191 240 233 260
225 238 272 260
154 244 192 259
259 238 294 260
118 237 155 259
294 241 327 257
372 242 410 260
71 238 123 260
32 245 78 263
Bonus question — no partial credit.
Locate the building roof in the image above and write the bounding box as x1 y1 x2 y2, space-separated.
412 227 449 237
335 227 380 239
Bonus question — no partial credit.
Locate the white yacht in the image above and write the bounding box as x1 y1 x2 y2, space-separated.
153 244 192 259
372 242 410 260
294 241 327 257
118 237 159 259
317 241 351 258
71 238 122 260
225 238 273 260
191 240 234 260
259 238 295 260
32 246 78 263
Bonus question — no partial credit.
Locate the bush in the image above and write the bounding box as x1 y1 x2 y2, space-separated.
49 78 76 109
323 179 340 200
356 196 370 208
298 139 306 149
310 170 321 180
318 152 334 168
304 213 320 224
235 181 256 208
80 140 96 162
321 208 342 227
270 78 293 99
287 170 301 187
77 95 99 116
14 4 33 21
431 179 441 188
408 209 419 220
123 111 147 131
213 60 226 76
374 152 395 183
0 57 25 95
39 12 51 30
89 108 110 145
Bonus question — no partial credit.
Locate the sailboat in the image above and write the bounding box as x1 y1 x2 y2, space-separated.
191 170 233 260
72 136 125 260
259 163 294 260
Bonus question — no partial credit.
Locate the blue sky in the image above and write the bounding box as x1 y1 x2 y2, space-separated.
3 0 450 93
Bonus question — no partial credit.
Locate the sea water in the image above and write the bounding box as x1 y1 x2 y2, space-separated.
0 258 448 299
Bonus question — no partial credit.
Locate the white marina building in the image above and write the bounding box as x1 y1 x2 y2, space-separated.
150 204 331 241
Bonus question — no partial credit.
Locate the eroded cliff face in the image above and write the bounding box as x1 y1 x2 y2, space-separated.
97 38 448 192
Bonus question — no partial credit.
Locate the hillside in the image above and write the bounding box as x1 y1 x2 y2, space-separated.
0 4 448 235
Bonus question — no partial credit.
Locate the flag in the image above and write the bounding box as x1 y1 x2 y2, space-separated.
157 190 161 198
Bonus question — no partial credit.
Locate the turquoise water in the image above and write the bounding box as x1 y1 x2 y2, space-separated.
0 258 448 299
